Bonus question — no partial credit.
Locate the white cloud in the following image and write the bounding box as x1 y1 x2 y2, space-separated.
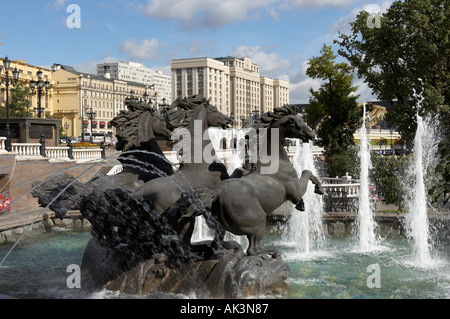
72 56 121 74
230 45 291 78
149 65 171 77
141 0 276 28
52 0 67 8
120 38 160 62
330 0 393 34
290 78 322 104
279 0 360 10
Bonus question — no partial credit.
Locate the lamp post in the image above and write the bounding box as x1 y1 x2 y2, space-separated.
0 56 20 152
85 107 96 143
64 122 69 139
81 107 86 143
143 91 149 104
230 112 235 149
30 70 50 118
159 98 169 120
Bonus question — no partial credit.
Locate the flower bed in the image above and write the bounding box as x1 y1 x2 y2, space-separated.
72 142 99 149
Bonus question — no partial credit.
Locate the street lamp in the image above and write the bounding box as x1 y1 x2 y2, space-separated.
30 70 50 118
230 112 236 148
64 122 69 139
85 107 96 143
143 91 149 104
0 56 20 152
159 98 169 119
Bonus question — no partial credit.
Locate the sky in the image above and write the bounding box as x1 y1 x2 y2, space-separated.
0 0 393 103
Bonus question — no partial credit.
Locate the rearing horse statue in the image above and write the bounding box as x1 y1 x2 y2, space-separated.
132 96 231 243
206 105 324 257
31 98 173 219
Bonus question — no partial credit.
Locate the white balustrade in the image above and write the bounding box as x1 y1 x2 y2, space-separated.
11 143 41 156
72 149 102 160
322 183 360 198
46 147 70 159
0 137 6 152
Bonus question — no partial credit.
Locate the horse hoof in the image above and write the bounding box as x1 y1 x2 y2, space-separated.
315 186 325 195
295 201 305 211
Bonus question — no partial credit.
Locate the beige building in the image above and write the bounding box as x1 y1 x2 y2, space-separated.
97 61 172 105
0 58 54 118
52 64 156 139
171 57 289 127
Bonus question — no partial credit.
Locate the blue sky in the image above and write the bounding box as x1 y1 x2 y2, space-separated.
0 0 392 103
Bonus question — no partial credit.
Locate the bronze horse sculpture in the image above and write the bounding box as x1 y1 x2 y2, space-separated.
205 105 324 257
131 96 232 243
31 98 174 219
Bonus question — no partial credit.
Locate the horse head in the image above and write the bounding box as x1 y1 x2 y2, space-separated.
261 104 315 143
167 96 231 131
205 103 232 129
150 113 172 140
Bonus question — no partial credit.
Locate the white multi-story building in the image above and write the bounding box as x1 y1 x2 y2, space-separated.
171 57 289 127
97 61 172 106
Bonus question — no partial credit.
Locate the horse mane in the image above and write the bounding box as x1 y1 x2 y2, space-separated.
259 104 299 128
111 99 155 152
166 95 209 130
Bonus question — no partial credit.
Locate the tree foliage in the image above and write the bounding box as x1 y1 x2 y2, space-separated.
335 0 450 150
370 154 407 206
325 146 360 179
0 83 31 117
305 44 361 159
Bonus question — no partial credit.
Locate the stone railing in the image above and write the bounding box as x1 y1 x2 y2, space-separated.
322 183 360 198
46 147 70 159
72 149 103 160
11 143 41 156
0 137 6 153
322 173 360 185
321 173 361 213
0 139 106 161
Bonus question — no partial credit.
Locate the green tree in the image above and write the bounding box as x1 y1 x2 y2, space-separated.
0 83 31 117
325 147 360 179
370 155 407 206
428 141 450 205
305 44 361 159
335 0 450 150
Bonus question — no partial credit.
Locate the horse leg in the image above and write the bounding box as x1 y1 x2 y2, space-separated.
246 218 280 258
309 174 325 195
294 170 323 211
247 233 280 258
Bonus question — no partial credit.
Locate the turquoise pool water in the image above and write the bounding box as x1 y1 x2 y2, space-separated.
1 230 449 299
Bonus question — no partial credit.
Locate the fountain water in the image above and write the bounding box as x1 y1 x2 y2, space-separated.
404 87 442 266
281 140 325 258
356 103 379 251
407 113 431 264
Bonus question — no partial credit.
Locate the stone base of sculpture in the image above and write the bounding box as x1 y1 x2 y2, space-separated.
81 238 290 298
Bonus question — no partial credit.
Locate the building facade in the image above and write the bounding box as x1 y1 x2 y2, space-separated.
97 61 172 106
0 58 54 118
171 57 289 127
52 64 156 139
